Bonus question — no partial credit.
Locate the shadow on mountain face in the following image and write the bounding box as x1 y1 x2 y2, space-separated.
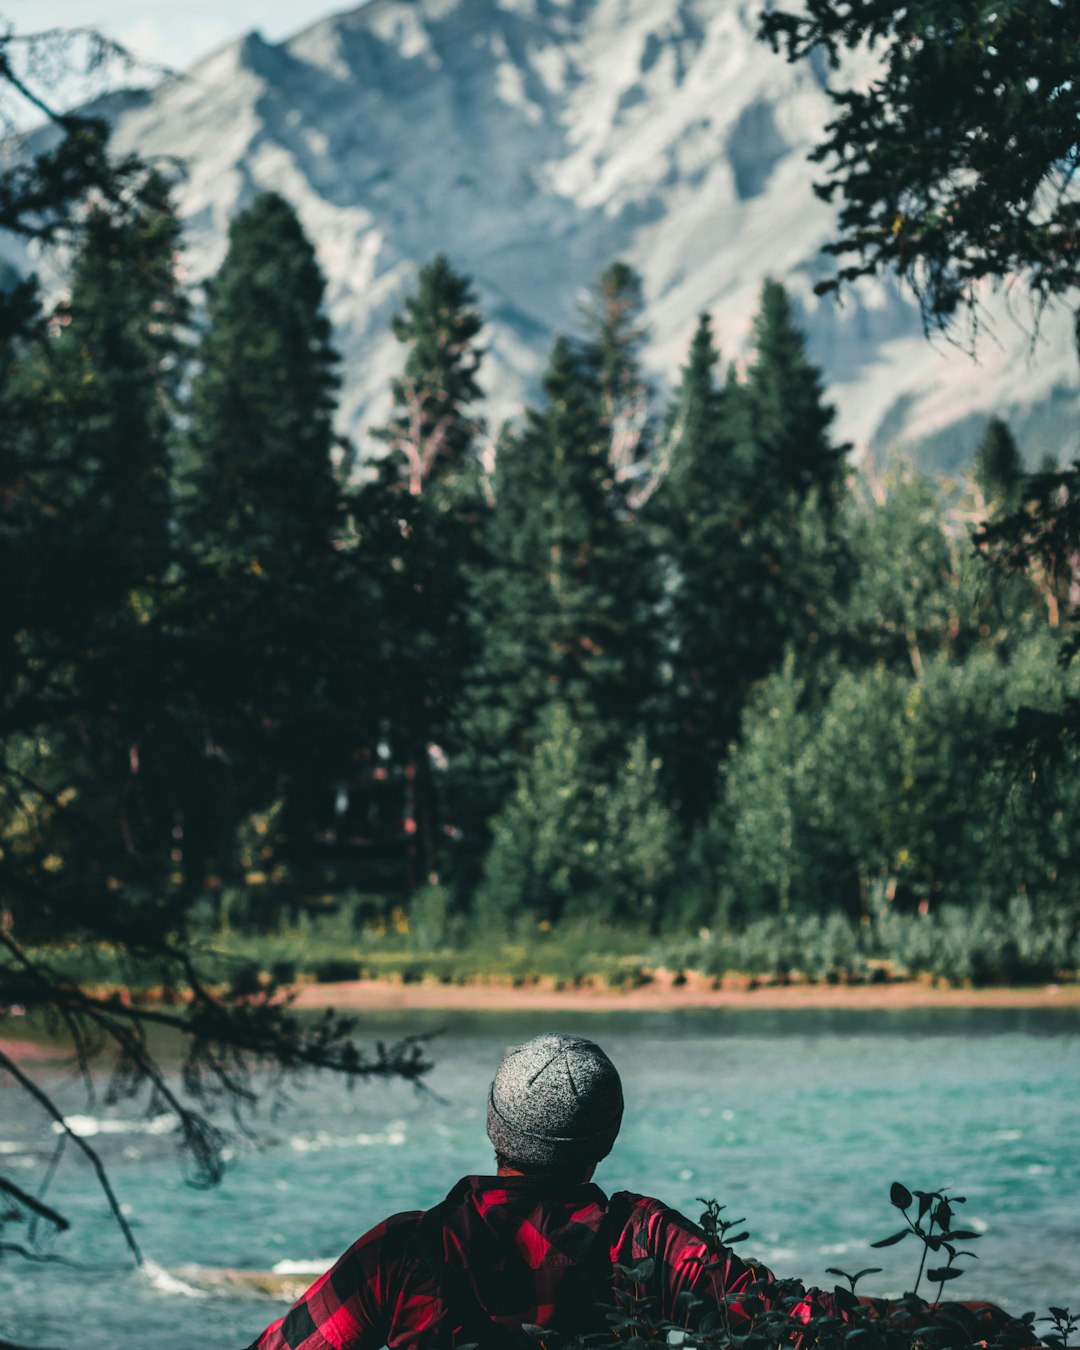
235 0 641 338
726 97 786 200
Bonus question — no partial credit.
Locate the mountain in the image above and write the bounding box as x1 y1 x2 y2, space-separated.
10 0 1080 467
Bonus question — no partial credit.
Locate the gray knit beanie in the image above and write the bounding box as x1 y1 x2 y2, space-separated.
486 1033 624 1171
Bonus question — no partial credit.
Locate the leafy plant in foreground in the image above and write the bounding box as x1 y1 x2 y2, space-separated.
567 1180 1068 1350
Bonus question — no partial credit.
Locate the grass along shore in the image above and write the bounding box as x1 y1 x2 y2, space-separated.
286 969 1080 1012
21 902 1080 1010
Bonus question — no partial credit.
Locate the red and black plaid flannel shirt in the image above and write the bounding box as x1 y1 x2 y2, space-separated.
246 1173 777 1350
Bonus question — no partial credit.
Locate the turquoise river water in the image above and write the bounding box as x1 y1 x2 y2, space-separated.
1 1007 1078 1347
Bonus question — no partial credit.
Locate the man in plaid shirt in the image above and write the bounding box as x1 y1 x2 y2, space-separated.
246 1033 784 1350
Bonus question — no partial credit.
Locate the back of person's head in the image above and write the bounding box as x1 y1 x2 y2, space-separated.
486 1032 624 1175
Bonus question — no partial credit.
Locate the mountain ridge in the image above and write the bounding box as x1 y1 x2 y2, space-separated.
8 0 1079 467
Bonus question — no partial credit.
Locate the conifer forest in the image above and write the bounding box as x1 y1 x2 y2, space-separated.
4 166 1078 994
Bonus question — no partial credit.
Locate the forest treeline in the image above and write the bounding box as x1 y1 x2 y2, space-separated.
4 178 1079 983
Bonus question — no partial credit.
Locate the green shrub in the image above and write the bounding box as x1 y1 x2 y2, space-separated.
312 958 362 984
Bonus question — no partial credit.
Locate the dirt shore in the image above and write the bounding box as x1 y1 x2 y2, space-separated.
288 972 1080 1013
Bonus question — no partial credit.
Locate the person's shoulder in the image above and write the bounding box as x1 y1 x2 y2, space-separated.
351 1207 424 1254
609 1190 693 1217
608 1191 706 1237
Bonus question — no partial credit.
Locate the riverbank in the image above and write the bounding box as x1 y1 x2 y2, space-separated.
288 971 1080 1012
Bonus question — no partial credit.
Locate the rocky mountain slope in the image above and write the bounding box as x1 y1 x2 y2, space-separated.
12 0 1080 466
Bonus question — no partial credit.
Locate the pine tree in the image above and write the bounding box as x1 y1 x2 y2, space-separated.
474 705 676 931
177 193 371 889
13 171 186 622
474 702 600 930
662 313 725 514
653 313 746 819
3 172 189 888
372 252 484 498
465 335 660 799
741 279 847 506
363 255 487 888
182 191 342 573
580 261 653 497
730 282 852 692
657 296 851 823
973 416 1023 514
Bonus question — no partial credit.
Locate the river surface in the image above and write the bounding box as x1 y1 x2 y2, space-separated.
2 1007 1078 1347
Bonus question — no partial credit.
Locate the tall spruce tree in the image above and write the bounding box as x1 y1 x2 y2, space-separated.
466 335 660 802
372 252 484 498
657 293 851 823
580 261 653 497
3 173 189 891
183 192 342 572
741 279 847 506
730 281 851 682
178 192 366 890
364 255 487 888
653 313 746 819
974 416 1024 515
12 171 186 633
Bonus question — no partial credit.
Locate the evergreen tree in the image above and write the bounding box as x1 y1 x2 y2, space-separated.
653 313 745 819
3 172 189 888
740 279 848 506
182 191 342 572
655 301 848 823
724 281 852 704
12 171 186 629
465 336 660 798
597 733 678 927
662 313 725 514
974 417 1023 515
720 653 816 916
475 704 676 930
177 192 370 890
474 702 600 930
363 255 487 888
580 261 653 497
372 252 484 498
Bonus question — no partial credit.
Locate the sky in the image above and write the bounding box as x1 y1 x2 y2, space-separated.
5 1 348 74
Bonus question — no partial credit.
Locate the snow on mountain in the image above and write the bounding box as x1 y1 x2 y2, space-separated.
16 0 1080 465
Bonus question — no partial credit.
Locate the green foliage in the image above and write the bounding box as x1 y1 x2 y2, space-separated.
974 418 1024 516
580 260 654 495
718 634 1080 916
876 898 1077 987
760 0 1080 337
582 1177 1048 1350
182 191 342 571
654 290 850 823
598 733 679 927
720 654 818 916
739 279 848 505
843 466 961 674
475 704 676 929
371 251 484 497
408 881 455 952
465 334 660 795
475 703 605 929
